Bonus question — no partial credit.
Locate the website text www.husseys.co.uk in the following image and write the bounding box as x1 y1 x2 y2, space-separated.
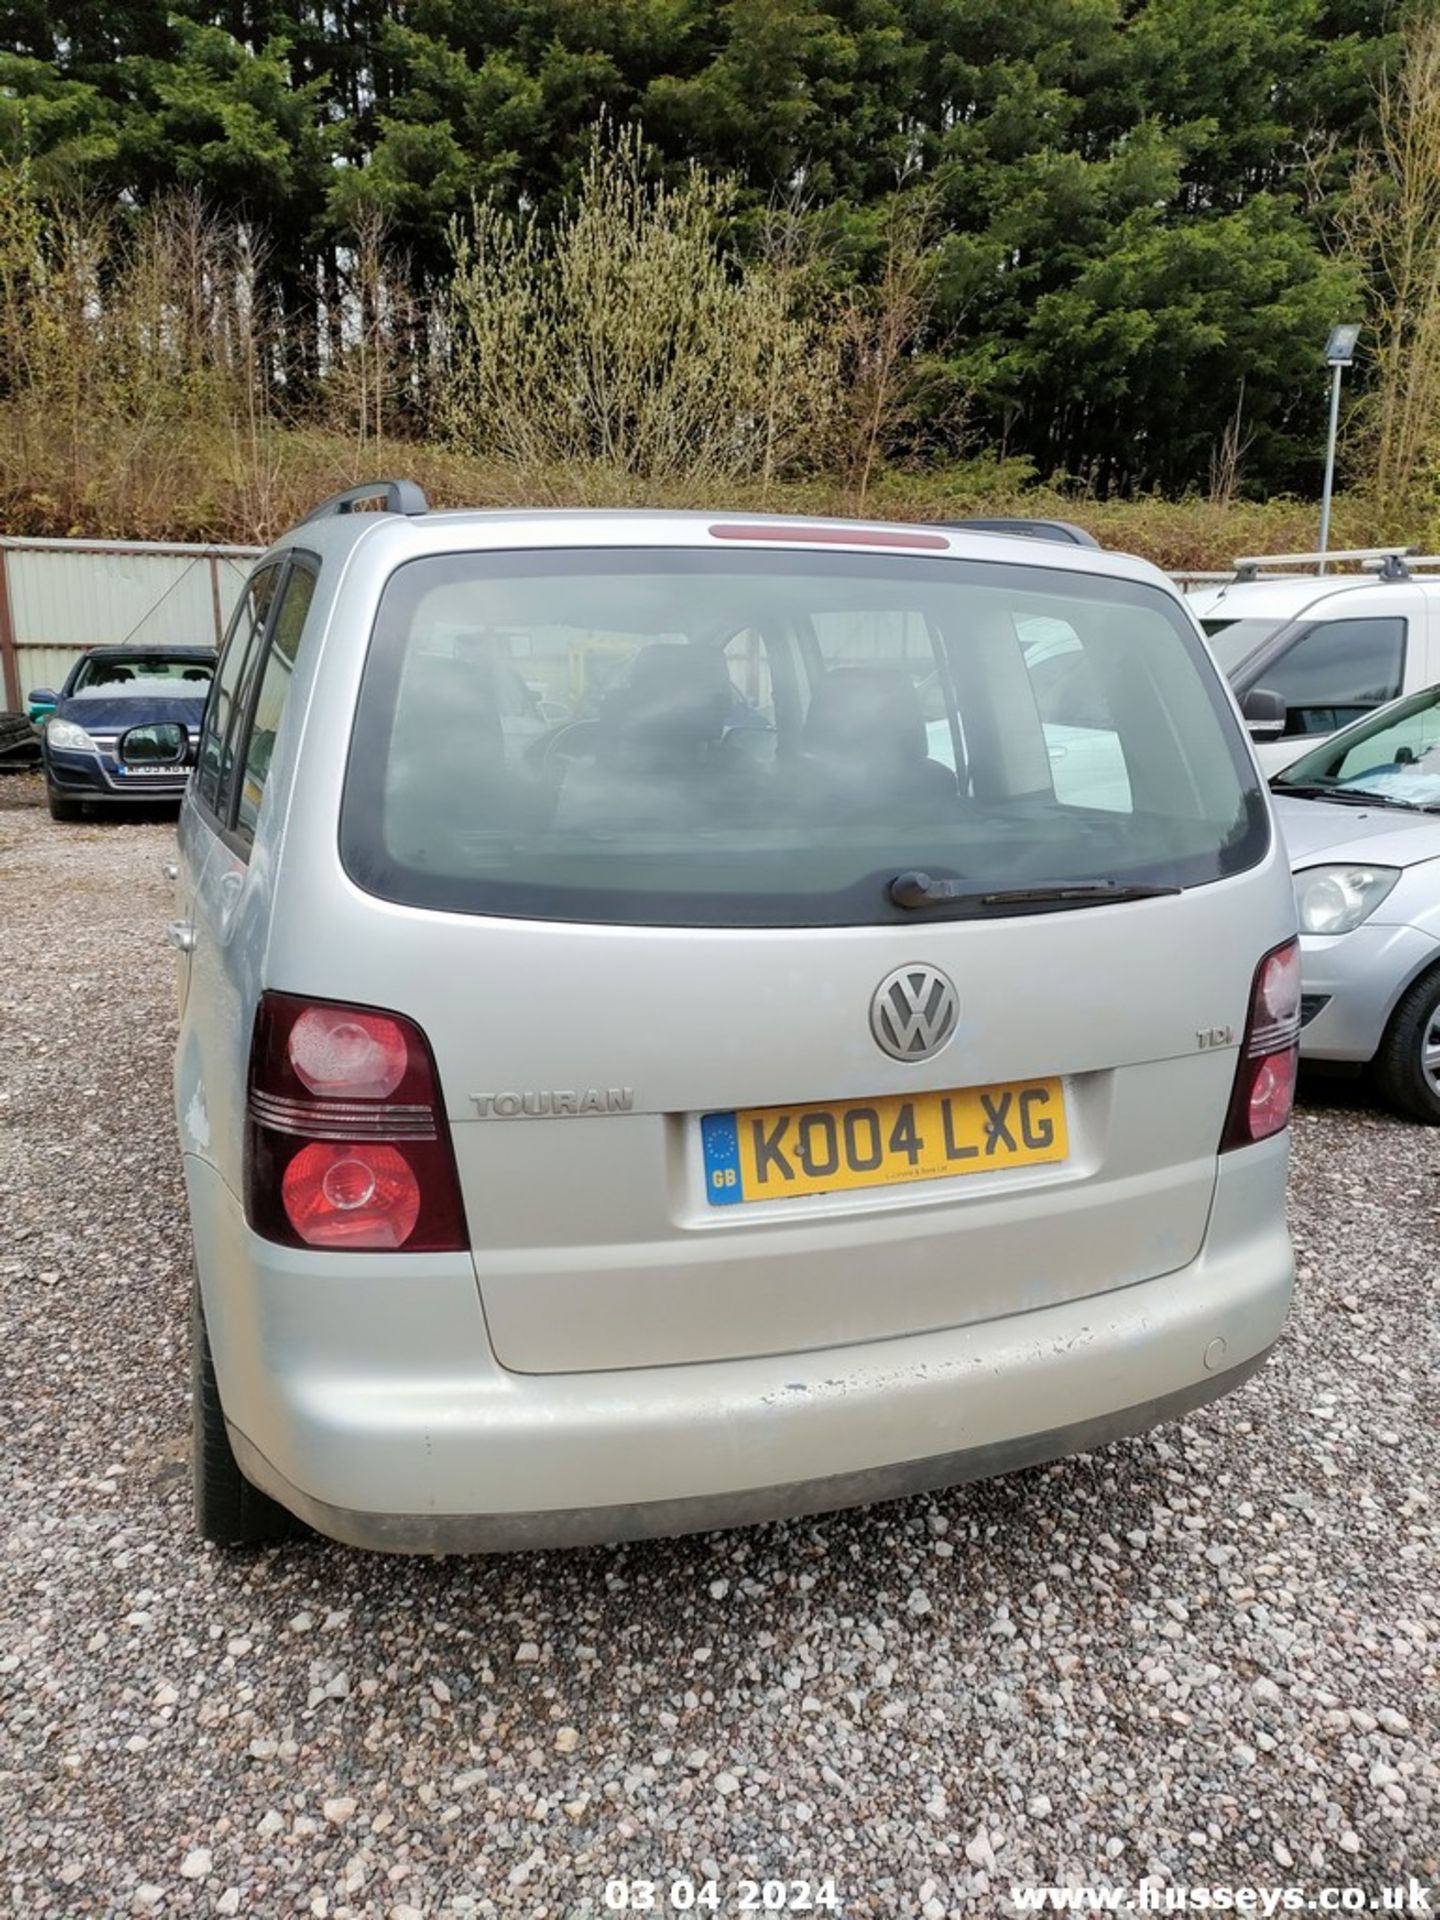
1007 1880 1435 1915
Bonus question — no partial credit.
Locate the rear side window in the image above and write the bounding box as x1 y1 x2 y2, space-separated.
196 564 281 815
341 550 1266 927
1262 616 1406 736
234 563 316 843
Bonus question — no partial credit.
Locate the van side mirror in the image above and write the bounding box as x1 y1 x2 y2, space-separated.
1240 687 1286 740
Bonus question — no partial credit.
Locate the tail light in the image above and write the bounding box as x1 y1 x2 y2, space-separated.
245 993 467 1251
1220 939 1301 1151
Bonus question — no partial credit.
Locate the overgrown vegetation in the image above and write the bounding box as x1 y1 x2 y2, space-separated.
2 3 1440 558
1340 5 1440 516
443 125 841 493
0 0 1402 501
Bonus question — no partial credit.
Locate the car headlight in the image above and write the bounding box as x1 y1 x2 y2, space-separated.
1294 864 1401 935
46 718 97 753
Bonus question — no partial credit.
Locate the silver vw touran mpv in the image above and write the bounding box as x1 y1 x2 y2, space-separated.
173 484 1299 1552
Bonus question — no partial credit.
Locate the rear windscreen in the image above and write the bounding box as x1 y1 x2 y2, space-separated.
340 549 1268 926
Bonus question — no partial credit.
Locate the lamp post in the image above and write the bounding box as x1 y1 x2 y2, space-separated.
1318 324 1361 573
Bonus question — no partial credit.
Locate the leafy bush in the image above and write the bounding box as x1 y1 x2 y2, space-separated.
442 123 839 490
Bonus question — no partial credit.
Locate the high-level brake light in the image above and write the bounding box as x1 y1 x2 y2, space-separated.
708 523 950 550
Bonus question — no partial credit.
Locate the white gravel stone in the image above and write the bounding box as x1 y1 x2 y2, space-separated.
179 1846 212 1879
964 1830 996 1870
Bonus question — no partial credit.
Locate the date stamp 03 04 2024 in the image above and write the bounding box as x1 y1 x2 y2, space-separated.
602 1881 841 1914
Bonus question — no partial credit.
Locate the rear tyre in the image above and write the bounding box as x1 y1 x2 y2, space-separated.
1373 968 1440 1125
46 787 83 822
191 1275 298 1545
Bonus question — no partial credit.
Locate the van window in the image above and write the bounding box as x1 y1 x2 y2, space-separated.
341 551 1266 927
1263 616 1406 737
197 564 280 816
234 563 316 843
1203 618 1284 676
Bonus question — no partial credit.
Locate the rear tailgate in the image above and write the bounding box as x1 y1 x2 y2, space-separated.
404 885 1262 1372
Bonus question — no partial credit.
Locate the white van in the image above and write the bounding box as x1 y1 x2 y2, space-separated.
173 487 1299 1553
1189 548 1440 773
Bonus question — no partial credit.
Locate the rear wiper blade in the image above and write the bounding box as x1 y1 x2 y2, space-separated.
889 871 1181 911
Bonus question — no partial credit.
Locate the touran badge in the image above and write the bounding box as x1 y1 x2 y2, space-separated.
870 965 959 1061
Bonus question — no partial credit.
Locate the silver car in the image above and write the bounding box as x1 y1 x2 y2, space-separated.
173 484 1299 1553
1272 682 1440 1121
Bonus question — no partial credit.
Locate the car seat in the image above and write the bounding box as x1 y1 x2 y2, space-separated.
559 645 757 829
384 653 536 861
799 667 959 818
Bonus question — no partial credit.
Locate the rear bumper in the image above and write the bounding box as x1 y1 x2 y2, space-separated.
1296 922 1439 1063
233 1354 1275 1553
186 1137 1293 1554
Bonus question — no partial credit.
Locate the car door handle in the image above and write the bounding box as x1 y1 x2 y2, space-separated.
167 920 196 953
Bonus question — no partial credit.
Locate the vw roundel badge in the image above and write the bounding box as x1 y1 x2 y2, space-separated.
870 964 959 1061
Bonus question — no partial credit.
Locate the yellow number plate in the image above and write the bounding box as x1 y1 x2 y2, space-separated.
701 1079 1068 1206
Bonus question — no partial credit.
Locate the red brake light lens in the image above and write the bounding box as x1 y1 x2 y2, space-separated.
281 1142 422 1248
708 522 950 551
1221 939 1302 1151
246 993 467 1251
1244 1049 1299 1141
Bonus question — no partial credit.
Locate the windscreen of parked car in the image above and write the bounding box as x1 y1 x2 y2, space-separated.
69 656 214 696
341 550 1267 926
1273 684 1440 808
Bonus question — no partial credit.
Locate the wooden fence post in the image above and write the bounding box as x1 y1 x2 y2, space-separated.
0 548 19 712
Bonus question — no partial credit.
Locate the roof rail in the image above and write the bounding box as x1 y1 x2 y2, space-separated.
1231 545 1413 582
949 516 1101 548
300 479 430 524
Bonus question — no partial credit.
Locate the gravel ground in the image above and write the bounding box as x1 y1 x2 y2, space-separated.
0 775 1436 1919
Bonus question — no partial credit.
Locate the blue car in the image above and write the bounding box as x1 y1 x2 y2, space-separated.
33 646 215 821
